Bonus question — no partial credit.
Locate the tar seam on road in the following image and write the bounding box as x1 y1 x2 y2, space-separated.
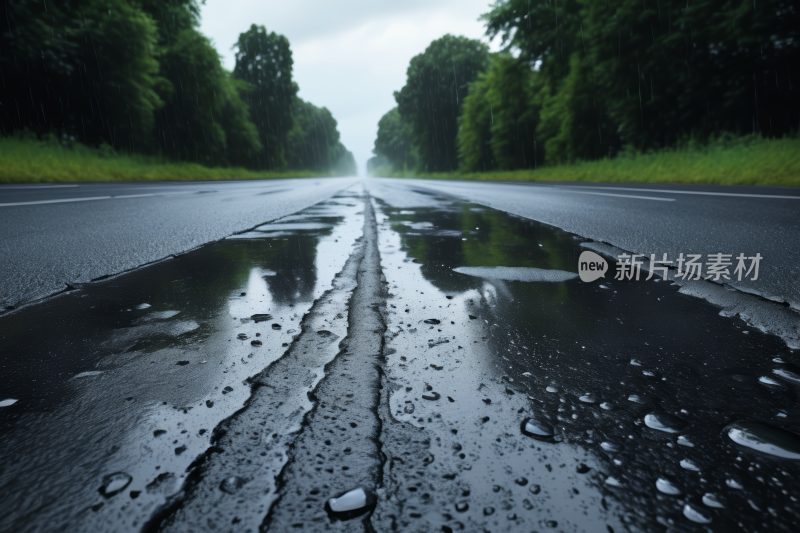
261 194 387 532
144 193 389 532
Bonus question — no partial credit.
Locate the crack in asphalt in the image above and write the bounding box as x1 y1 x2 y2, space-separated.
262 194 387 532
145 192 388 533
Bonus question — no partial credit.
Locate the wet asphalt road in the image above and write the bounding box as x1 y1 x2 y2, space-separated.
0 179 359 310
1 179 800 533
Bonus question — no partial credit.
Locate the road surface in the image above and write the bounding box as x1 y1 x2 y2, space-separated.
1 178 799 532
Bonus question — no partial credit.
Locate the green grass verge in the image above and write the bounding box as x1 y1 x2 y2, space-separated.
379 136 800 187
0 137 326 183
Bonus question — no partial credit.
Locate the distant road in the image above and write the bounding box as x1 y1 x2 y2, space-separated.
2 178 798 311
0 179 359 309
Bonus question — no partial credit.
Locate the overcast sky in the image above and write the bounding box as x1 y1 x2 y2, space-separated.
199 0 501 175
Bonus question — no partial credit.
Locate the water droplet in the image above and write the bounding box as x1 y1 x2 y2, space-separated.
404 403 415 414
174 445 186 455
529 484 541 495
176 360 190 366
773 368 800 384
655 477 682 495
546 386 558 393
682 503 712 524
759 375 782 386
514 477 528 486
644 413 686 433
219 476 247 494
680 459 700 471
272 323 282 330
317 330 333 337
135 303 151 310
251 314 272 322
628 394 648 404
153 429 166 437
99 472 132 497
630 359 641 366
677 435 695 447
600 442 622 452
326 487 374 518
251 340 262 346
455 501 469 512
206 400 214 408
599 402 613 410
237 333 248 340
726 478 744 489
578 394 596 404
521 418 554 440
702 493 726 508
424 319 441 324
726 421 800 459
522 372 531 377
483 506 495 515
0 399 18 408
422 392 441 401
576 463 591 474
604 476 623 487
545 520 558 528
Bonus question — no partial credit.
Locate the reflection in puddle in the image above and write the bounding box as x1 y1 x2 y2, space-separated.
368 181 799 532
0 188 365 532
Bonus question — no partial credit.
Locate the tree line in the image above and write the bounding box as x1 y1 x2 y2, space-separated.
1 0 356 175
371 0 798 173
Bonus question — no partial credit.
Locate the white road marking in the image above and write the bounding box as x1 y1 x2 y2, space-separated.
559 190 676 202
566 185 800 199
0 193 157 207
0 185 79 189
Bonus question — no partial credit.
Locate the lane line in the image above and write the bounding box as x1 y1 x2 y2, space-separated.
559 190 676 202
564 185 800 199
0 193 156 207
0 185 79 189
0 183 311 207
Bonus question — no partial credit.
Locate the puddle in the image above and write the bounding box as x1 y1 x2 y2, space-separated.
0 188 365 532
368 180 800 532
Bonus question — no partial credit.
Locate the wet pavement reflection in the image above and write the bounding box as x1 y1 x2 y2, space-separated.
0 188 364 532
1 181 798 533
369 182 798 532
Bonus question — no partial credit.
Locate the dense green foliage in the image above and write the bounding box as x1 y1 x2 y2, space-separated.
379 0 798 176
395 135 800 187
286 98 356 175
232 25 297 170
394 35 490 172
373 108 417 171
1 1 354 177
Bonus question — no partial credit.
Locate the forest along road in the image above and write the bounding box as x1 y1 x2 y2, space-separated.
1 179 800 532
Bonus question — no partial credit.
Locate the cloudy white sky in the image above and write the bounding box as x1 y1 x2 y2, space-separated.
199 0 502 175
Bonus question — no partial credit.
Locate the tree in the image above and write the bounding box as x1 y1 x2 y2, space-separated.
1 0 163 151
373 108 416 171
156 29 260 166
367 155 390 175
481 0 800 156
285 97 345 173
459 54 542 171
233 25 298 170
331 143 357 176
395 35 490 172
